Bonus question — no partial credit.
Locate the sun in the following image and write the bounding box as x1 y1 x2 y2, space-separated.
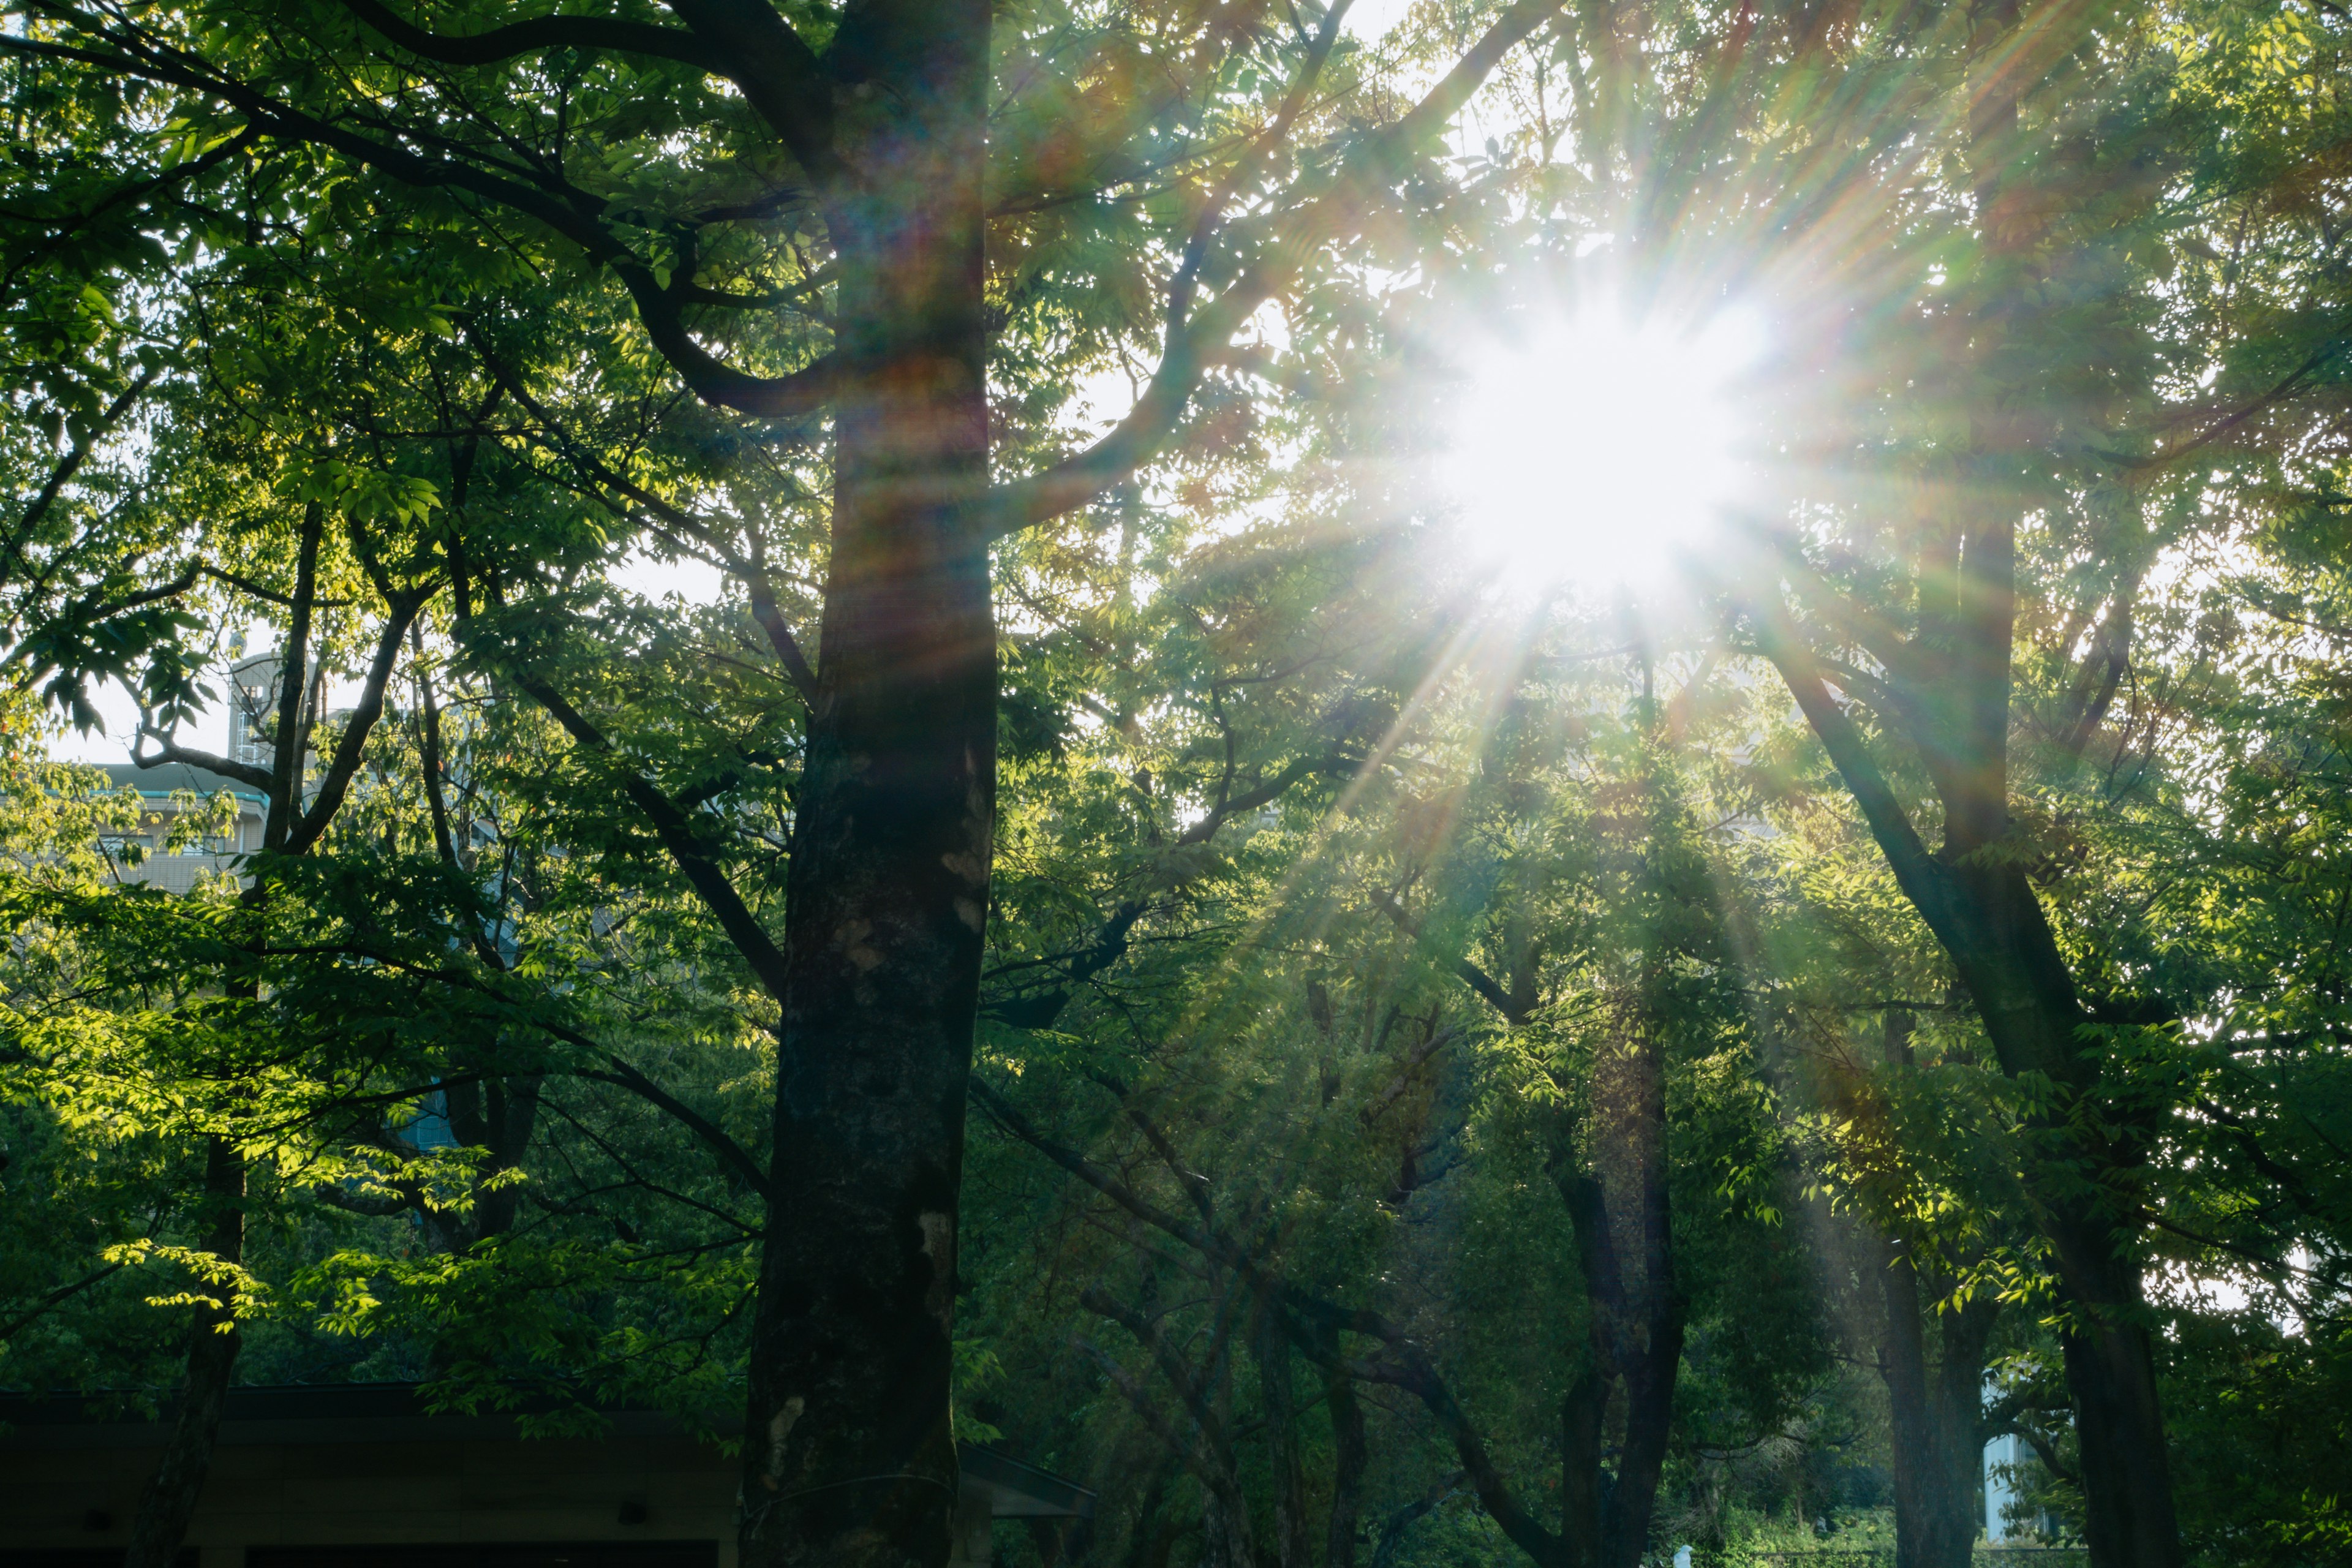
1441 306 1763 591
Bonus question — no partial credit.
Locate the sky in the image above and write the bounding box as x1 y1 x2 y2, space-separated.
46 543 731 768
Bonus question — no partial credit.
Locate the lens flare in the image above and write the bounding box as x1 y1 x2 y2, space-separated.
1441 307 1764 590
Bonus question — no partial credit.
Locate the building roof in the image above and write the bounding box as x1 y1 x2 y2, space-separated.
96 760 266 805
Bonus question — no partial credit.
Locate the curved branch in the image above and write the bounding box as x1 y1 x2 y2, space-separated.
570 1059 771 1203
612 271 845 418
0 1262 127 1344
472 339 820 698
336 0 841 187
282 586 434 854
0 32 839 422
130 729 272 793
0 366 161 587
662 0 841 186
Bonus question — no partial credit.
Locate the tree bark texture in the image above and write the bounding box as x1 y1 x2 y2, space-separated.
1325 1370 1368 1568
122 1137 245 1568
738 0 994 1561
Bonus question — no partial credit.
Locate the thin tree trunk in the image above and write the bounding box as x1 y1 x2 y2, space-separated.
122 508 322 1568
1121 1460 1178 1568
1934 1291 1997 1556
738 0 994 1561
1594 1018 1680 1568
1878 1239 1980 1568
1253 1314 1314 1568
123 1136 244 1568
1327 1371 1368 1568
1556 1012 1682 1568
1954 2 2181 1556
1559 1365 1607 1568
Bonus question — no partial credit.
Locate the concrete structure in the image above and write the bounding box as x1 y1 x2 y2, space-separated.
0 1385 1089 1568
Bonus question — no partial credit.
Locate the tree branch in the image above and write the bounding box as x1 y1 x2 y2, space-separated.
473 336 821 701
2 32 838 421
0 1261 127 1344
662 0 841 186
571 1060 771 1202
1378 893 1526 1026
339 0 726 71
1749 598 1953 930
0 366 161 594
282 586 433 854
1081 1285 1234 1461
129 729 273 793
1074 1335 1237 1496
508 668 794 1003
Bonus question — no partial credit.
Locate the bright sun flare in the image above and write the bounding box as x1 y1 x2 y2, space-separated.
1442 309 1763 590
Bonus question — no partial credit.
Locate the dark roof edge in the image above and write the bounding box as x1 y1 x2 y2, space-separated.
0 1381 699 1435
0 1385 1095 1513
961 1445 1098 1517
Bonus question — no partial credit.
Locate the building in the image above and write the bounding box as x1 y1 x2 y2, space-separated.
0 1385 1091 1568
80 650 312 892
222 653 306 775
92 760 268 894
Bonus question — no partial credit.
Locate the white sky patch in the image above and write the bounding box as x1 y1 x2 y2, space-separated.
610 545 729 606
1342 0 1419 45
1066 361 1144 437
1441 301 1769 591
45 678 143 764
1243 298 1292 353
46 668 241 767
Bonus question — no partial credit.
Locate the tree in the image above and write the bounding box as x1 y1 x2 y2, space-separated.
1690 4 2349 1561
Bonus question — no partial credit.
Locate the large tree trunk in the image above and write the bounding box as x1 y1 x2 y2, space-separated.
737 0 994 1561
123 1137 244 1568
1931 850 2177 1568
2052 1229 2177 1564
1782 667 2184 1568
1952 872 2179 1568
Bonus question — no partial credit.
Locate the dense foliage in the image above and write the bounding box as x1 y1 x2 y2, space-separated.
1 0 2348 1567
